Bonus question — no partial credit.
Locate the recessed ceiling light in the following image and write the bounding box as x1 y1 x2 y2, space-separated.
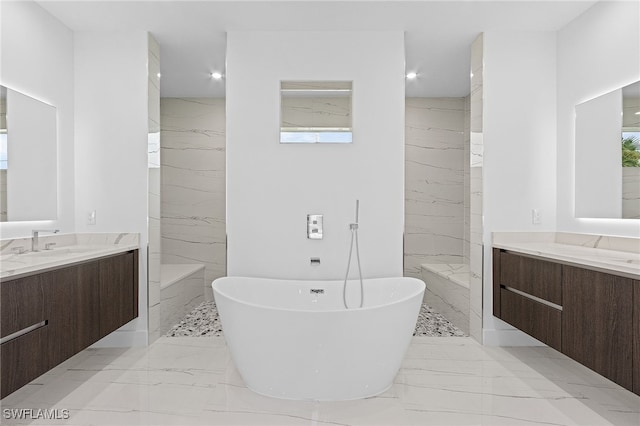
406 72 417 80
210 72 223 80
157 72 161 79
635 111 640 115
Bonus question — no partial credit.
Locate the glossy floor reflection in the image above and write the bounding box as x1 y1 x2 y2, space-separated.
1 337 638 425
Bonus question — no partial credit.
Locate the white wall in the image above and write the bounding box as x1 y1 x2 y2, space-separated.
557 0 640 236
0 0 74 238
226 31 405 280
74 31 149 345
481 31 558 344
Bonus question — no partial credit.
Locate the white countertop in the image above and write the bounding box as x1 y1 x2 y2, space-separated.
493 233 640 280
0 244 139 280
0 233 140 280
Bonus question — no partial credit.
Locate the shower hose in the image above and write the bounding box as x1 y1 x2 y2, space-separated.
343 201 364 309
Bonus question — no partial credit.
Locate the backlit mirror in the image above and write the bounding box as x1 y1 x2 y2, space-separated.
0 85 57 222
574 80 640 219
280 81 352 143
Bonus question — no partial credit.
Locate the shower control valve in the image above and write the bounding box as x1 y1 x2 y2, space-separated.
307 214 323 239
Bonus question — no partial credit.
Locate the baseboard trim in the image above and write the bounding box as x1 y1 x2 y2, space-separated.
91 329 148 348
483 328 547 347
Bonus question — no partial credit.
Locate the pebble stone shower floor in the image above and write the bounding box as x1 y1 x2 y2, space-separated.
166 301 466 337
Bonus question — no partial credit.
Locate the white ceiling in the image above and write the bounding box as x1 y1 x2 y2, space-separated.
37 0 597 98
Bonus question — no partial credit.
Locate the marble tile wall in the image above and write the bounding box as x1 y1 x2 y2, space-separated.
469 34 484 343
622 167 640 219
147 34 161 343
281 96 351 129
0 98 6 221
0 170 6 222
404 98 466 278
463 96 471 264
160 98 226 300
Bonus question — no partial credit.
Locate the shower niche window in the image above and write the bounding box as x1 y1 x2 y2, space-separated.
280 81 352 143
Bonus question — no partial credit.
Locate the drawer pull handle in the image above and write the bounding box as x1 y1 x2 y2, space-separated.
0 320 47 345
504 286 563 311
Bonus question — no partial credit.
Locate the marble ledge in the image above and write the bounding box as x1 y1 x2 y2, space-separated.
420 263 470 288
493 232 640 280
0 233 139 280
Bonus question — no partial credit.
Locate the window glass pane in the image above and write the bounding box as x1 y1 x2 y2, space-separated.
0 133 7 170
280 81 352 144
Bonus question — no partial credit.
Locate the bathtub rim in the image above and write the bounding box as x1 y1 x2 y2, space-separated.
212 275 425 314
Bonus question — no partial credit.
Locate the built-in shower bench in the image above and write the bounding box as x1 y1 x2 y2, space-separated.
420 263 470 335
160 264 205 335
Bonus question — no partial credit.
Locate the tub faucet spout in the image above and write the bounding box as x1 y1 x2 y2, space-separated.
32 229 60 252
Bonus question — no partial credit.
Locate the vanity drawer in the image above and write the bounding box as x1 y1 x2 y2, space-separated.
0 273 48 338
500 288 562 351
500 251 562 305
0 326 49 399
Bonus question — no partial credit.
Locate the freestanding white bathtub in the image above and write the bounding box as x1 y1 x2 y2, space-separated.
212 276 425 401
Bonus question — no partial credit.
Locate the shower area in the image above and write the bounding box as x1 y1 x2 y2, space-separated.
146 91 227 342
404 96 471 336
404 35 484 341
153 97 227 340
150 92 475 339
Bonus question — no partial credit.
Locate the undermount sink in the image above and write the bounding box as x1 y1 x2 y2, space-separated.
615 258 640 265
26 249 73 258
21 246 100 258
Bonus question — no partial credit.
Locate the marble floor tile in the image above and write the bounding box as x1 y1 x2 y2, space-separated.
1 337 638 425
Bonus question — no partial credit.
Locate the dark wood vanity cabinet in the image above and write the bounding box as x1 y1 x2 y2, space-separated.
0 274 50 397
493 249 562 351
499 251 562 304
493 248 639 395
0 250 138 399
562 265 634 391
499 287 562 351
47 262 101 367
634 280 640 395
1 273 48 338
99 252 137 337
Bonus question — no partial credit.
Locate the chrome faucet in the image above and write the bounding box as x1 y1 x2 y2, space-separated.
32 229 60 252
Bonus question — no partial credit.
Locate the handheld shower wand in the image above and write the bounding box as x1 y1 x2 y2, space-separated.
343 199 364 309
350 200 359 230
355 199 359 223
